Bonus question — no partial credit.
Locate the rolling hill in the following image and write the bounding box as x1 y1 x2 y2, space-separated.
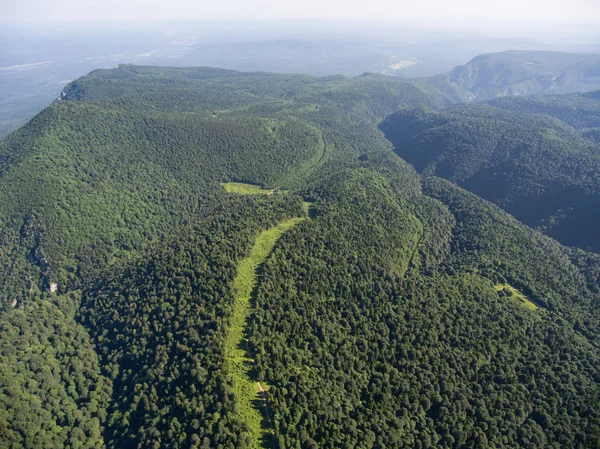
380 104 600 252
488 90 600 143
1 64 600 448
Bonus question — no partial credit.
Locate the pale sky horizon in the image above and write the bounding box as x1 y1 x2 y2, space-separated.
3 0 600 26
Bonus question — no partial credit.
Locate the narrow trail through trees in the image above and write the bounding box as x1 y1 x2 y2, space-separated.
224 215 307 448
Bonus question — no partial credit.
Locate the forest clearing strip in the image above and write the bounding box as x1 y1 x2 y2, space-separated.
224 216 306 448
221 182 276 195
292 125 328 181
494 283 540 311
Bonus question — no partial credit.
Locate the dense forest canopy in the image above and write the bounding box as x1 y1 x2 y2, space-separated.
380 104 600 252
488 90 600 143
2 53 600 448
0 64 458 309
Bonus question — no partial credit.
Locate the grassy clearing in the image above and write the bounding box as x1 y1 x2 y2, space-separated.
495 283 539 311
222 182 276 195
303 201 317 218
224 216 306 448
223 185 317 220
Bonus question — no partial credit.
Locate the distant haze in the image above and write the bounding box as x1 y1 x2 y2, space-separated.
2 0 600 139
4 0 600 26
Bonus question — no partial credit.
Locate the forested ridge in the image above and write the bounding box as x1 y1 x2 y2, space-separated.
380 104 600 252
0 65 453 310
0 97 322 306
1 61 600 448
250 161 600 448
488 90 600 143
81 195 305 449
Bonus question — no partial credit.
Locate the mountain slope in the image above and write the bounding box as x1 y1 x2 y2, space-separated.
250 161 600 448
1 65 600 448
380 104 600 251
0 102 324 306
447 51 600 100
72 155 600 447
488 90 600 143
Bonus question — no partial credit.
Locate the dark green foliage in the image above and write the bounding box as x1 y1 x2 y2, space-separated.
488 90 600 143
0 100 322 307
2 64 600 449
0 292 111 448
380 105 600 251
80 195 304 448
423 177 600 345
250 169 600 448
0 65 456 309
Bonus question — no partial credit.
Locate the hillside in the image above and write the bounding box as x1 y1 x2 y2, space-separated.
380 104 600 252
0 65 454 309
1 65 600 448
0 100 323 305
446 51 600 100
488 90 600 143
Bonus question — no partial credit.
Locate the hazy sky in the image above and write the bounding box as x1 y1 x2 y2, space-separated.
4 0 600 24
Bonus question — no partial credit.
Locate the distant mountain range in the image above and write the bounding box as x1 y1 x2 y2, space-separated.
446 51 600 100
2 44 600 138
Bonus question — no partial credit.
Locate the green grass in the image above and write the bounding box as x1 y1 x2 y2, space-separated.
221 182 276 195
302 201 317 218
224 216 306 448
495 283 539 311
